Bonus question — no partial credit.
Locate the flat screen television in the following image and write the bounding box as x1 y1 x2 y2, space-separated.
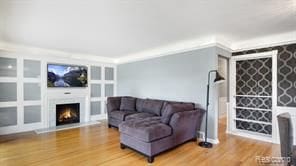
47 64 88 87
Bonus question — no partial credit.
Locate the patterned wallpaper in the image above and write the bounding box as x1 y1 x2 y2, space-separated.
235 58 273 135
236 120 272 135
236 58 272 96
233 43 296 107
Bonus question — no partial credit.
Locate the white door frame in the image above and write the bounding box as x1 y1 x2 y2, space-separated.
228 50 278 143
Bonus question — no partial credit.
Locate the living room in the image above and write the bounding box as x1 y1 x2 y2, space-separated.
0 0 296 165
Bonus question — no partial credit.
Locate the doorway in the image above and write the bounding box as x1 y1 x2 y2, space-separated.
217 55 229 138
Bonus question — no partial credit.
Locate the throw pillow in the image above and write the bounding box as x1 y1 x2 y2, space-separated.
142 99 164 116
161 103 195 124
120 97 136 111
136 98 145 112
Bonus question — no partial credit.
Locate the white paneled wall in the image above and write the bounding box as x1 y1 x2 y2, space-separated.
0 51 116 135
90 65 116 120
0 54 44 134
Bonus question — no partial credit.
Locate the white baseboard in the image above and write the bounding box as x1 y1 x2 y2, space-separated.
228 130 273 143
35 121 101 134
90 114 107 121
205 138 220 144
197 131 220 144
0 118 105 135
0 122 44 135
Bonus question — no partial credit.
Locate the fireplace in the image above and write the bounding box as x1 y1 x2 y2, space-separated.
56 103 80 126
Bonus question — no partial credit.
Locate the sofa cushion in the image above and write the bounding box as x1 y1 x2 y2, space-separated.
161 101 195 115
142 99 164 116
120 97 136 111
125 112 156 121
161 103 195 124
136 98 145 112
119 117 172 142
109 110 137 121
107 97 121 112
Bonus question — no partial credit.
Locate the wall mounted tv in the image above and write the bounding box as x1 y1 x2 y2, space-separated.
47 64 88 87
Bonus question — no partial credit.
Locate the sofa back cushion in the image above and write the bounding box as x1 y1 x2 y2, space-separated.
161 103 195 124
107 97 121 112
142 99 164 116
136 98 145 112
161 101 195 115
120 97 136 111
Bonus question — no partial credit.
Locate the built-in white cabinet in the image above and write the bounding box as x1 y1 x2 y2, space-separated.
0 55 43 134
105 67 114 80
0 57 17 77
24 83 41 101
0 107 17 127
24 59 40 78
90 65 116 119
0 52 116 134
91 84 101 97
0 83 17 102
0 54 42 134
0 57 18 129
23 59 42 125
91 66 101 80
90 101 101 115
105 84 114 97
24 105 41 124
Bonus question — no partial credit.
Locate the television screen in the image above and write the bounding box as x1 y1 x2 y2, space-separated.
47 64 88 87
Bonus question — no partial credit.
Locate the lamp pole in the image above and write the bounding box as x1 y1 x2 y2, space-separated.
199 70 224 148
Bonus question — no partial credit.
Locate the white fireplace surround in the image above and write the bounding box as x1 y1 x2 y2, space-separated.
46 90 90 128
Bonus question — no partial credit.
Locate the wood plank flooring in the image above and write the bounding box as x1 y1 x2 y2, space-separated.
0 118 280 165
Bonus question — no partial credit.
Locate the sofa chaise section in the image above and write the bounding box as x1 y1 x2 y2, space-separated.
119 106 204 163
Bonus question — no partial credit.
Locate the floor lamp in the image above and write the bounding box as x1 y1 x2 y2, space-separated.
199 70 225 148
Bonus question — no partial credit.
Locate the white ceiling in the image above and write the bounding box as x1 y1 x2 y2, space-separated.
0 0 295 59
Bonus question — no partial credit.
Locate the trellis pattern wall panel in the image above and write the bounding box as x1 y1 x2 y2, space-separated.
233 43 296 107
235 57 273 135
236 108 272 123
236 120 272 135
236 58 272 96
236 96 272 109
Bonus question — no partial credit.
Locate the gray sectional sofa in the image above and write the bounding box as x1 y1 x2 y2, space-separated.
107 96 204 163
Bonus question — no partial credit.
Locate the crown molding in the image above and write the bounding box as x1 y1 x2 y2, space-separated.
231 31 296 52
116 36 219 64
115 42 216 64
116 41 232 64
116 31 296 64
0 41 116 64
115 35 234 64
1 31 295 65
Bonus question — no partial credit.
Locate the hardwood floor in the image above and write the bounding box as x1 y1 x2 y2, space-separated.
0 118 280 166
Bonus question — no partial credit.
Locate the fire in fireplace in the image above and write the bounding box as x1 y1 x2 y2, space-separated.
56 103 80 126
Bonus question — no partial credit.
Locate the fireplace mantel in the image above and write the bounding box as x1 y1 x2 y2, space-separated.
46 89 90 128
47 88 89 99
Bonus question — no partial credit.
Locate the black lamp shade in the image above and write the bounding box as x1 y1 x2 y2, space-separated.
214 72 225 83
